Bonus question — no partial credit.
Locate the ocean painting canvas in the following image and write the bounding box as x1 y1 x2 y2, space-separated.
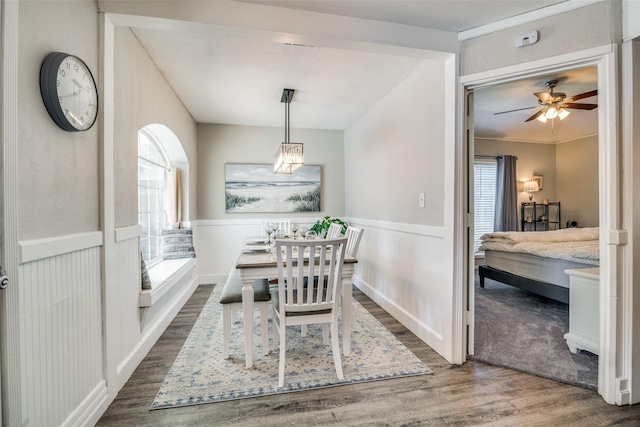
225 164 321 213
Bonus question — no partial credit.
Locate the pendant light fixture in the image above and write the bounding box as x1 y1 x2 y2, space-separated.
274 88 303 174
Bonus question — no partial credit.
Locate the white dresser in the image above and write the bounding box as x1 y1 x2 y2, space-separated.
564 268 600 355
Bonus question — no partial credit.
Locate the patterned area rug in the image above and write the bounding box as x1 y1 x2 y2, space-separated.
151 285 432 409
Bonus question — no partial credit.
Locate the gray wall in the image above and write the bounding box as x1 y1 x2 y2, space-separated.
197 124 345 220
18 0 100 240
556 135 599 227
475 135 599 228
114 27 198 227
461 0 622 75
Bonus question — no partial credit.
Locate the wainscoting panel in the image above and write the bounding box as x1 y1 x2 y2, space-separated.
113 234 143 373
347 218 454 362
19 245 103 427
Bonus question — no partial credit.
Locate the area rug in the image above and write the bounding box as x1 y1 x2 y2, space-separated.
151 285 432 409
470 274 598 390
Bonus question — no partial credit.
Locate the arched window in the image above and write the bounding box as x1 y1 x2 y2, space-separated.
138 129 170 263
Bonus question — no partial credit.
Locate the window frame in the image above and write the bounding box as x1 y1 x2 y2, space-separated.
138 128 171 266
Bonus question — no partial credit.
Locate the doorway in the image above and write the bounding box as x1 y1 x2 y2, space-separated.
459 44 621 404
469 68 600 389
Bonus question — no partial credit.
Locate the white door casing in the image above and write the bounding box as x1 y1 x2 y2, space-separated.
1 0 22 424
458 44 623 404
466 91 475 356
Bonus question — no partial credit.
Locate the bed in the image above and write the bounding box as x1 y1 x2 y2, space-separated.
478 227 599 304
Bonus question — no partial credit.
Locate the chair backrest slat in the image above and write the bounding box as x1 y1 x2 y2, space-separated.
344 226 364 258
275 237 347 312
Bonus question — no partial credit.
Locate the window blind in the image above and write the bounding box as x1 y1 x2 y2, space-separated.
474 159 497 254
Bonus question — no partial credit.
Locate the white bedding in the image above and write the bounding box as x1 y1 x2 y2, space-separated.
479 227 599 266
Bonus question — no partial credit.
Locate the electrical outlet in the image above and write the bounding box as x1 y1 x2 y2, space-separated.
419 193 425 208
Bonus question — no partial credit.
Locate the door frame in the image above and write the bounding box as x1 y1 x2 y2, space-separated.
0 0 23 424
457 44 623 404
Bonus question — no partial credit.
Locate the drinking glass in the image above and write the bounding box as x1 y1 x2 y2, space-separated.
264 222 274 243
291 223 299 239
305 230 317 240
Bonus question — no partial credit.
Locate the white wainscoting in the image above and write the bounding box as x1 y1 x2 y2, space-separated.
18 233 106 427
111 225 199 392
193 219 316 284
346 217 454 362
193 217 454 362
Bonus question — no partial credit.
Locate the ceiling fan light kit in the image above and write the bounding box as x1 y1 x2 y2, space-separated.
494 79 597 124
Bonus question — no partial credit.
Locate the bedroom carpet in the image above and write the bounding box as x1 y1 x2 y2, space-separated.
470 273 598 390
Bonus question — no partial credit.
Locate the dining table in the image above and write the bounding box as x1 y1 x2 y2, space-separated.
235 237 358 368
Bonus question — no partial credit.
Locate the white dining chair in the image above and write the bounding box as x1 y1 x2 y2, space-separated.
344 226 364 257
326 222 343 239
272 237 347 388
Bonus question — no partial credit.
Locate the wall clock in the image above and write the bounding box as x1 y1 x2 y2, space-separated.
39 52 98 132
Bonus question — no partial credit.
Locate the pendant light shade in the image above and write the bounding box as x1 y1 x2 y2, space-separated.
274 88 304 174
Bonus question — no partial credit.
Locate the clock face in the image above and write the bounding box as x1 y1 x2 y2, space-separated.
40 52 98 132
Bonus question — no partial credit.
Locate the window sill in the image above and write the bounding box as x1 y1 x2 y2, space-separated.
139 257 197 307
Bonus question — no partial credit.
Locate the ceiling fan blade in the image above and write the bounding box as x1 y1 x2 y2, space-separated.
525 110 545 122
534 92 553 103
565 90 598 102
562 102 598 110
494 106 539 115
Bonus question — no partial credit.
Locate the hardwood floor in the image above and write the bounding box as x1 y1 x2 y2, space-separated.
97 284 640 426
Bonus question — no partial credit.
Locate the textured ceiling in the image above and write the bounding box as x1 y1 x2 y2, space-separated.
128 0 597 142
236 0 566 32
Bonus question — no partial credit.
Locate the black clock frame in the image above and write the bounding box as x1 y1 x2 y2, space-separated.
39 52 98 132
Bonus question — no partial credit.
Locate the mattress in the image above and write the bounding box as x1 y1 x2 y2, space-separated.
484 250 596 289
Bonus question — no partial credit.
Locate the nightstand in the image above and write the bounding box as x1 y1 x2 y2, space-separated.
564 268 600 355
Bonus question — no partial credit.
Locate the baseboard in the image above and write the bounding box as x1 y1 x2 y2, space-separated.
61 380 109 427
352 276 450 363
199 273 226 285
115 274 199 391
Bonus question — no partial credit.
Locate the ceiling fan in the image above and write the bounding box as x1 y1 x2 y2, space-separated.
494 80 598 123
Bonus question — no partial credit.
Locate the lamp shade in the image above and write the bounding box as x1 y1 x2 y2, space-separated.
524 180 539 193
274 142 303 174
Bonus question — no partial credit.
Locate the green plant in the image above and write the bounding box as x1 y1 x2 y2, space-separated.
310 216 348 237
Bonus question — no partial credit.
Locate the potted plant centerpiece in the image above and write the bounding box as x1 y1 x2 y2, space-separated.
310 216 348 238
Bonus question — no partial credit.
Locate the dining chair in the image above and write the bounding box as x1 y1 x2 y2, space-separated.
326 222 343 239
344 226 364 257
219 269 271 359
272 237 347 387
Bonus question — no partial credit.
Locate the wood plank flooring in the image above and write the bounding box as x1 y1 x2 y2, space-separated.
97 284 640 426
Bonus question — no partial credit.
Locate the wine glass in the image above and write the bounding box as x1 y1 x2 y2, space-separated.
291 223 299 239
305 230 317 240
264 222 274 243
272 222 280 239
299 226 308 240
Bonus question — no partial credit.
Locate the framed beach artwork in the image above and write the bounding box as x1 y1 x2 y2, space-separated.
225 163 321 213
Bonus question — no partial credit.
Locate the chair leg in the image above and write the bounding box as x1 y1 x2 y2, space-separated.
331 320 343 380
273 309 280 350
301 324 307 337
260 303 269 355
278 325 286 388
322 323 329 345
222 304 231 359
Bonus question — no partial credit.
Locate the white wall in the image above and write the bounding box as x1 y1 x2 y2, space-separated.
623 0 640 41
344 59 456 360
